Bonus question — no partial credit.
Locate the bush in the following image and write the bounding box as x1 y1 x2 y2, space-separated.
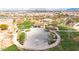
17 18 32 29
0 24 8 30
17 31 25 44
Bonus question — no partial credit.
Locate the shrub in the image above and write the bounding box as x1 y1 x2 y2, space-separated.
0 24 8 30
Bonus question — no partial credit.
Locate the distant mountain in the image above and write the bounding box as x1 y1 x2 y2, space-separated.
0 8 79 12
66 8 79 11
26 8 65 12
27 8 79 12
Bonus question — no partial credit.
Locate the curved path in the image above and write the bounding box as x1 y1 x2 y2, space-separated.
13 28 61 50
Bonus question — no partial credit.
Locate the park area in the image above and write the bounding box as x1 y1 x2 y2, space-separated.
0 10 79 51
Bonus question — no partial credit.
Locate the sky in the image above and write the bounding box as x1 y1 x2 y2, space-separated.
0 0 78 8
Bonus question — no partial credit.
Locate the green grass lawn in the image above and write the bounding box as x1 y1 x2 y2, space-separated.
3 44 20 51
48 25 79 51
